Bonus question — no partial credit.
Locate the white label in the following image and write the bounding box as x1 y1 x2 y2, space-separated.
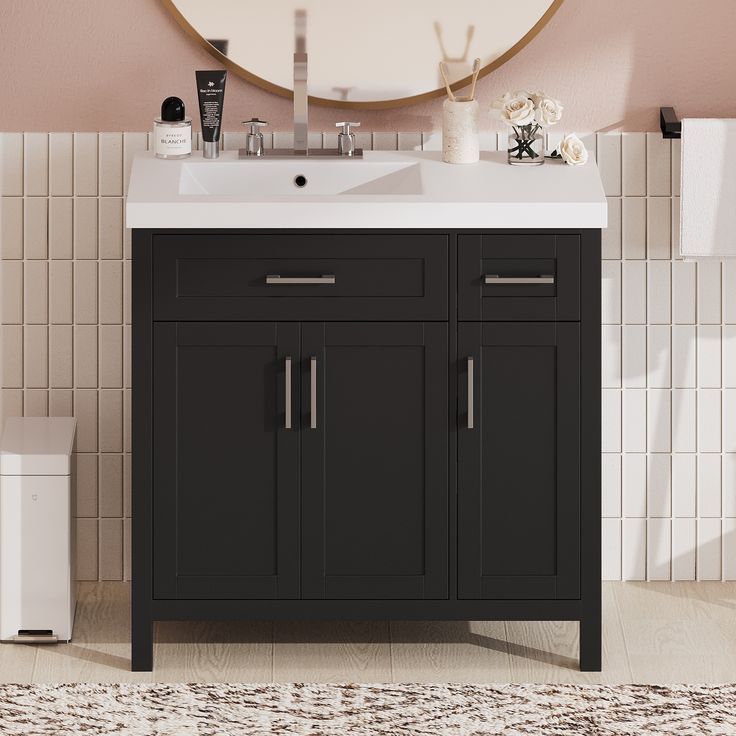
154 127 191 156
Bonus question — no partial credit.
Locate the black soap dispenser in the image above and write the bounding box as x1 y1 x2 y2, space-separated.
153 96 192 159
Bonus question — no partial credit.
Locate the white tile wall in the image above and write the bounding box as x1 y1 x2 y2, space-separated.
596 131 736 582
1 130 735 581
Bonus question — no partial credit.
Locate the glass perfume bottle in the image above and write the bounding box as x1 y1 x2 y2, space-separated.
153 96 192 159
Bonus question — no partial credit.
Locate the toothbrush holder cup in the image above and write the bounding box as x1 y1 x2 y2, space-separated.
442 97 479 164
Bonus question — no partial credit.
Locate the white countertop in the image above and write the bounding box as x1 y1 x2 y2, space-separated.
126 149 607 230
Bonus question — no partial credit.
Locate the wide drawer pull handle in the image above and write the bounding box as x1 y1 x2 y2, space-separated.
467 357 474 430
285 356 292 430
484 274 555 285
266 274 336 285
310 356 317 429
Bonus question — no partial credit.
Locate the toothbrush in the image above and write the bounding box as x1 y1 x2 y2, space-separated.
469 57 481 100
439 62 456 101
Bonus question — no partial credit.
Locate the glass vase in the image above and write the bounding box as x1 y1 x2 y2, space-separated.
507 124 544 165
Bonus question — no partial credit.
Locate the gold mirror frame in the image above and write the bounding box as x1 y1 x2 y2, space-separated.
162 0 564 110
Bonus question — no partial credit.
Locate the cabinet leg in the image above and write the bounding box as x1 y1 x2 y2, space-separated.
579 616 601 672
131 617 153 672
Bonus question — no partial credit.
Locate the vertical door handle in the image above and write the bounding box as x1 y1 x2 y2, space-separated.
310 356 317 429
467 357 474 430
284 356 292 429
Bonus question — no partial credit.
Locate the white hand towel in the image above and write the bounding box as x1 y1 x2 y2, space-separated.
680 118 736 258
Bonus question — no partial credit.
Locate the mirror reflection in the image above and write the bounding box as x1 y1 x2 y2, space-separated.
168 0 559 105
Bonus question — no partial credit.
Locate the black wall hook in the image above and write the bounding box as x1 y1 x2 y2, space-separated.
660 107 681 139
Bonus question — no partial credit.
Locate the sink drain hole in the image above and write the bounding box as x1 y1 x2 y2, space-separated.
294 175 308 188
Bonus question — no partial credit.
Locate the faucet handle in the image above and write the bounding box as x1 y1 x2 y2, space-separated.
336 121 360 136
242 118 268 157
243 117 269 134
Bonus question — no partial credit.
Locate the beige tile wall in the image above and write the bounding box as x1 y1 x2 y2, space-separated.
1 130 735 582
1 131 136 581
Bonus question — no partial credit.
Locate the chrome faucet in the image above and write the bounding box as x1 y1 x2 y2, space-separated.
243 118 268 157
239 10 362 158
293 9 308 156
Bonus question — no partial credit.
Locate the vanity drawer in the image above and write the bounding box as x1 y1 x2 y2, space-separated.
152 233 448 321
458 233 580 321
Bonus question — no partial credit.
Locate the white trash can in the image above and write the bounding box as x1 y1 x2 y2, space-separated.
0 417 77 643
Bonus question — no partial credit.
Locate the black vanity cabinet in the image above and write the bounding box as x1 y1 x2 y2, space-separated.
132 229 601 673
457 321 581 600
151 321 301 601
300 322 448 600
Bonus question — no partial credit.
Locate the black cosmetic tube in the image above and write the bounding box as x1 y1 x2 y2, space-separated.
196 70 227 158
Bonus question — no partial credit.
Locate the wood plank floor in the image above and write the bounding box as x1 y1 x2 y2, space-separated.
2 582 736 683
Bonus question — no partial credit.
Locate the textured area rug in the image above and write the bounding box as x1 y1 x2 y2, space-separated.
0 682 735 735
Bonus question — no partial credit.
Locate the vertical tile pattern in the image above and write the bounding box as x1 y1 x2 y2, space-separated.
623 454 646 517
602 519 622 581
49 197 73 259
672 325 696 387
647 518 671 580
3 134 128 580
596 131 734 581
697 519 722 580
623 518 647 580
0 133 24 195
622 133 646 196
672 518 696 580
98 134 123 197
2 261 23 324
1 130 735 582
2 326 24 388
647 197 671 259
647 454 671 517
646 133 671 197
622 262 646 324
672 389 696 453
73 133 98 196
698 260 721 324
24 197 48 259
672 454 696 517
602 198 622 259
99 518 123 580
602 325 621 388
622 325 646 388
48 133 73 196
602 454 622 518
1 198 24 259
622 198 646 259
23 133 49 196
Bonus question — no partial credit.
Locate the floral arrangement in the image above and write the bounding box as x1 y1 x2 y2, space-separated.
492 90 588 165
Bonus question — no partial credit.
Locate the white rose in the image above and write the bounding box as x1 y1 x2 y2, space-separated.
559 133 588 166
534 97 563 126
493 93 536 127
528 89 547 106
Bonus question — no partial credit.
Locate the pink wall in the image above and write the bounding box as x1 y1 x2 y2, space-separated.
1 0 735 133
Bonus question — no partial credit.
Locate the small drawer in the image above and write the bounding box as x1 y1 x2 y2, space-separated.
458 233 580 321
153 233 448 321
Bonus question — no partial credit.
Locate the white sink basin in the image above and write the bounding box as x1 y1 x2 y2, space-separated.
126 150 608 229
179 159 423 197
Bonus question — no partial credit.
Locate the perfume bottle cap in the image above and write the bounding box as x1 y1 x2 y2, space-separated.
161 96 186 122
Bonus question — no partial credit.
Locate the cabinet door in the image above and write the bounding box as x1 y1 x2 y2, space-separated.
458 322 580 599
153 322 300 599
301 323 448 599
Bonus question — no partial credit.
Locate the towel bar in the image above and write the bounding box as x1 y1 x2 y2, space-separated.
660 107 681 139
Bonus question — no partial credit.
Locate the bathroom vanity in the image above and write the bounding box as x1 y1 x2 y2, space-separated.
127 150 606 672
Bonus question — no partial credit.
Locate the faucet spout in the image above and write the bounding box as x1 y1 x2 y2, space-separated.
293 10 308 155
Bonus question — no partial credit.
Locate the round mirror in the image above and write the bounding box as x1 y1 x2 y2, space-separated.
164 0 563 109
